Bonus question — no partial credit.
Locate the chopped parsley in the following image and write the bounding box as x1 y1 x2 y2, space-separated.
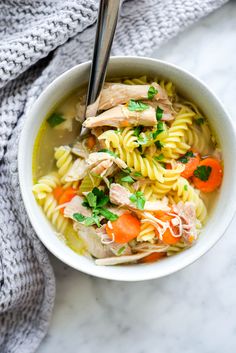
122 167 132 174
179 151 194 164
155 140 164 150
133 126 143 137
117 246 126 256
47 112 65 127
128 99 149 112
121 175 135 184
195 117 205 125
152 121 165 139
73 187 118 226
148 85 158 99
129 191 146 210
98 149 118 158
184 184 188 191
154 154 164 161
133 171 142 177
193 165 212 181
156 107 163 121
137 134 149 145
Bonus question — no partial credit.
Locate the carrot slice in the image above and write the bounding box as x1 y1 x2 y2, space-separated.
53 186 64 202
180 152 200 179
193 157 223 193
58 187 77 214
87 135 96 150
139 252 166 263
106 213 141 244
154 211 181 245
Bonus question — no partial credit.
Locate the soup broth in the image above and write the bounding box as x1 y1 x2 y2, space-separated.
32 76 223 265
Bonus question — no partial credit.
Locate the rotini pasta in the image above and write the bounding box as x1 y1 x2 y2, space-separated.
32 172 60 200
33 75 223 266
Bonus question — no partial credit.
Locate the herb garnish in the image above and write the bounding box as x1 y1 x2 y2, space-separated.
148 86 158 100
133 172 142 177
154 154 164 161
179 151 194 164
195 117 205 125
152 121 164 139
98 149 118 158
156 107 163 121
184 184 188 191
117 246 126 256
155 140 164 149
128 99 149 112
133 126 143 137
47 112 65 127
193 166 212 181
121 175 135 184
129 191 146 210
73 187 118 226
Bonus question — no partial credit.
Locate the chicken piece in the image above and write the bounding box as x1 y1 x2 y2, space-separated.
83 105 157 129
64 158 88 182
95 251 153 266
109 183 170 212
172 201 198 242
90 159 113 177
71 141 89 159
64 196 92 219
87 152 127 170
98 82 171 110
74 223 113 259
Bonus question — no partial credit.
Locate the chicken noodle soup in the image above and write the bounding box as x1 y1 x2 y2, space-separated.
32 76 223 265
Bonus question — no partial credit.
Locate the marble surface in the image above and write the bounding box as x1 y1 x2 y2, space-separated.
37 2 236 352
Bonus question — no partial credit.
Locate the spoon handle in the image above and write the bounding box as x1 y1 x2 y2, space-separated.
80 0 121 137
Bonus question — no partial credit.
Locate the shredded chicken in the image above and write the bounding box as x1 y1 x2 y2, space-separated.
64 196 91 219
173 202 198 243
90 159 114 177
71 141 89 159
74 223 113 259
109 183 170 212
86 152 127 170
65 158 88 182
95 251 154 266
83 105 157 129
97 82 172 111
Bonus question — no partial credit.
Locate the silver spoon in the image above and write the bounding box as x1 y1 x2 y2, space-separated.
80 0 121 138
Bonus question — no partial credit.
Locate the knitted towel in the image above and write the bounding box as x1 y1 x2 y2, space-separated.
0 1 228 352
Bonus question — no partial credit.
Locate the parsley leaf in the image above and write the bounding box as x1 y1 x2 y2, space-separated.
154 154 164 161
133 126 143 137
184 184 188 191
98 149 118 158
155 140 164 150
47 113 65 127
148 86 158 100
156 107 163 121
128 99 149 112
195 117 205 125
73 213 85 222
98 208 118 221
86 192 97 208
179 151 194 164
194 165 212 181
84 215 100 227
92 187 109 208
137 134 149 145
121 175 135 184
129 191 146 210
122 167 132 174
133 172 142 177
117 246 126 255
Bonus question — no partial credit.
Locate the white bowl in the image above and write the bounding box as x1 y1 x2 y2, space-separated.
18 56 236 281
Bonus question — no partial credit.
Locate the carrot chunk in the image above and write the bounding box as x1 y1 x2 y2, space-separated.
154 211 181 245
180 152 200 179
53 186 64 202
58 187 77 214
139 252 166 263
106 213 141 244
192 157 223 192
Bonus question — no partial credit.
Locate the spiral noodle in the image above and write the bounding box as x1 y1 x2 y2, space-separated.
167 241 190 256
170 177 207 223
41 193 69 233
32 172 60 200
54 146 80 188
184 122 213 155
98 128 139 151
161 107 195 159
137 223 156 243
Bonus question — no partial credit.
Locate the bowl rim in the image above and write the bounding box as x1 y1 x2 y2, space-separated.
18 56 236 281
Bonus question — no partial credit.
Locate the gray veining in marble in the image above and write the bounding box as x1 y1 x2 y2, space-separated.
37 2 236 352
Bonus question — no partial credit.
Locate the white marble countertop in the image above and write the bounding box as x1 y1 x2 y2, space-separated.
37 2 236 352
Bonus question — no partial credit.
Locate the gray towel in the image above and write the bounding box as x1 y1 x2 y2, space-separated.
0 1 228 352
